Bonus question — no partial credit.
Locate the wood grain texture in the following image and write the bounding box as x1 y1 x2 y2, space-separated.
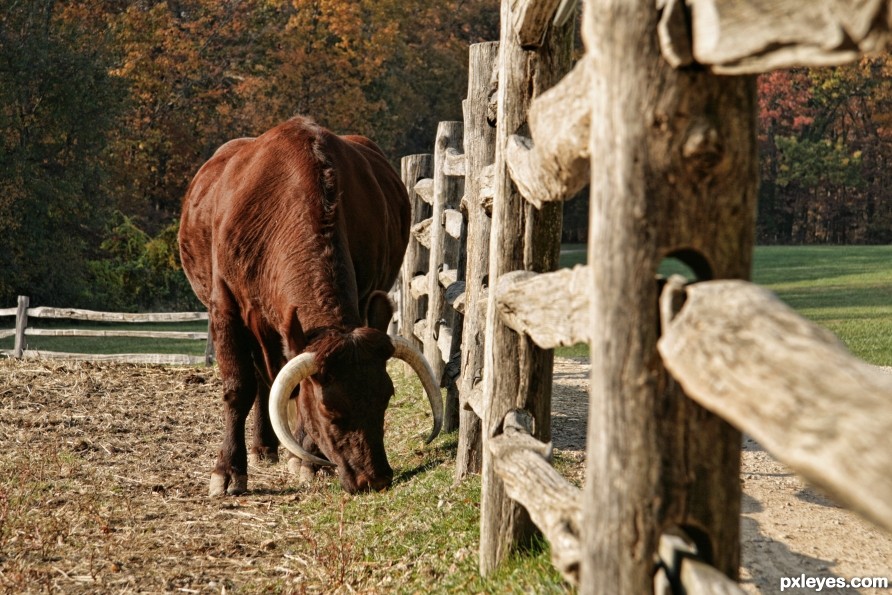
24 328 206 340
480 0 574 574
443 149 467 177
443 209 464 239
686 0 889 73
413 177 434 204
489 409 581 584
506 60 590 207
456 42 499 481
659 279 892 534
410 218 432 249
399 154 434 359
495 266 591 348
581 0 756 591
26 306 207 322
510 0 563 47
13 295 28 358
426 121 465 431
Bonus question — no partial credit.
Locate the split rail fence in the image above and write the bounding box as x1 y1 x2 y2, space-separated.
0 295 212 365
398 0 892 593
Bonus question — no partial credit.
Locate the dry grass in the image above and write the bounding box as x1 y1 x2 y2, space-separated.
0 358 574 594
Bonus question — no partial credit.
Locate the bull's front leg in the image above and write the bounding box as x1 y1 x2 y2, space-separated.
286 418 329 484
208 303 258 497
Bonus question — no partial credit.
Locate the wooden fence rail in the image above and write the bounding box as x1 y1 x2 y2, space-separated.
0 295 212 365
658 278 892 535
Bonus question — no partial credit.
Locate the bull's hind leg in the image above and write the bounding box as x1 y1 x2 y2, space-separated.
247 375 279 466
208 297 258 497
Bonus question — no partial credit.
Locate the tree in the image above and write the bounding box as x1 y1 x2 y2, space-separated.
88 213 199 310
107 0 285 233
757 58 892 244
0 0 126 305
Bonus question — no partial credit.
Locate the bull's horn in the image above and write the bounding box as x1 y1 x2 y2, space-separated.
390 336 443 444
269 352 336 467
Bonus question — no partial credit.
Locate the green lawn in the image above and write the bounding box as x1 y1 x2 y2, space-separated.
557 244 892 366
752 246 892 366
0 319 209 356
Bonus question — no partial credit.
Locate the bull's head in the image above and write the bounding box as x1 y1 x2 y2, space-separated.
268 326 442 494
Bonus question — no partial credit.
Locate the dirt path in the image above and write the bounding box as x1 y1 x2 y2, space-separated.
551 356 892 594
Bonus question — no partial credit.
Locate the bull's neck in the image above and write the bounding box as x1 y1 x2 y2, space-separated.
283 236 362 336
296 303 362 336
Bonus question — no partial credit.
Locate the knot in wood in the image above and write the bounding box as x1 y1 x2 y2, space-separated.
682 120 723 172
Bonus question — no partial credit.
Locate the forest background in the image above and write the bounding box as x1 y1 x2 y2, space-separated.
2 0 891 312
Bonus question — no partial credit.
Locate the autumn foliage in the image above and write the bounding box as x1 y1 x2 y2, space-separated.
0 1 889 310
0 0 496 308
758 61 892 244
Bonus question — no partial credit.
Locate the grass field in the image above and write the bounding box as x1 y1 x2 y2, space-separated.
2 245 890 364
752 246 892 366
557 244 892 366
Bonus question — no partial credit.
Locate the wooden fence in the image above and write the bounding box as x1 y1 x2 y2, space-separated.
0 295 212 365
398 0 892 592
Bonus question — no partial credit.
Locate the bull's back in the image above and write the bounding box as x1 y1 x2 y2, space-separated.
179 119 409 320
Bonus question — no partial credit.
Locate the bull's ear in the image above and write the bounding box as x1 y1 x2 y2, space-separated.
365 290 394 333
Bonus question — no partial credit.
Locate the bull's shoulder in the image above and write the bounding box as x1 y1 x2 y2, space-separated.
213 137 255 159
339 135 403 183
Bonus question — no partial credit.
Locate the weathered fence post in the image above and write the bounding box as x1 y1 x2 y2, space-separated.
13 295 29 358
479 0 574 574
400 154 434 364
426 122 465 432
580 0 757 591
455 41 499 481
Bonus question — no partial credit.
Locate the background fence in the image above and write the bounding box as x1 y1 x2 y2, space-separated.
396 0 892 593
0 295 212 365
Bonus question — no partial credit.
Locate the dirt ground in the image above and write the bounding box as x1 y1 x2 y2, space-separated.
1 356 890 593
551 356 892 595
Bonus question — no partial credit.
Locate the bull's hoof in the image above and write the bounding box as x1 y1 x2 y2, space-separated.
286 457 316 484
209 471 248 497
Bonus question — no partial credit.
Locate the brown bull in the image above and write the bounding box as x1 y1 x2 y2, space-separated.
178 116 442 496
